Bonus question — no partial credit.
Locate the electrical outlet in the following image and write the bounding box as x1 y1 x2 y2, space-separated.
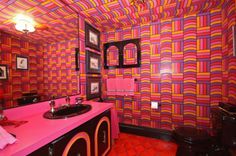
151 101 158 109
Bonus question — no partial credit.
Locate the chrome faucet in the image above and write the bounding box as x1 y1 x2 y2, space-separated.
49 99 55 114
65 96 70 107
0 103 4 120
75 97 83 105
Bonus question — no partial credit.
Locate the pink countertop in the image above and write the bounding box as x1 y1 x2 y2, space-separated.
0 97 117 156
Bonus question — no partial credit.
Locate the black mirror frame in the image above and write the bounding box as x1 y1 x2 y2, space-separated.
104 38 141 69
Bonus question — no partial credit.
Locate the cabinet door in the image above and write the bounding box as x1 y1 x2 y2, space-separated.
94 116 111 156
28 143 52 156
62 132 91 156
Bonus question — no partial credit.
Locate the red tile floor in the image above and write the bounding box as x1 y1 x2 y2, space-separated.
108 133 177 156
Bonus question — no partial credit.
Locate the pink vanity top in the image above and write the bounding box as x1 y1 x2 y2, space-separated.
0 96 119 156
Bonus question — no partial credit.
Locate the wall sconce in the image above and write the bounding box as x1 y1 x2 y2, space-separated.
14 14 35 33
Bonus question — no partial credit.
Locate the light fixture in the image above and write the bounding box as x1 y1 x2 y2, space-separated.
14 14 35 33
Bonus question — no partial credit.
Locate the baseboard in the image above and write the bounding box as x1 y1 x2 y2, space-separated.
119 123 173 141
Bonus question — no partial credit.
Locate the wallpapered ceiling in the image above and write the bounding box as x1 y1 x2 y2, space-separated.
0 0 224 43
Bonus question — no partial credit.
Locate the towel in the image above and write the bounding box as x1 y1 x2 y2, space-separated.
123 78 135 96
0 126 17 149
116 78 124 95
106 78 117 95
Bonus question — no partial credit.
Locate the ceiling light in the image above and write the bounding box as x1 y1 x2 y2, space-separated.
14 14 35 33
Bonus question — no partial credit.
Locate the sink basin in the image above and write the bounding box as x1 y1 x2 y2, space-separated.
219 102 236 114
43 104 92 119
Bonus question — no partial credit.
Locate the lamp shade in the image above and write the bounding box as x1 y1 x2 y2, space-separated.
14 14 35 33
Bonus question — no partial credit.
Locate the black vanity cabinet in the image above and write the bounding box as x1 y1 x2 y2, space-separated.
94 113 111 156
28 109 111 156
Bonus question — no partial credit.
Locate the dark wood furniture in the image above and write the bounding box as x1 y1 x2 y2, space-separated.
211 102 236 156
17 92 40 105
28 109 111 156
173 127 211 156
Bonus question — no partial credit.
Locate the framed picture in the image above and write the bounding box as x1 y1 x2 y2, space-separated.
75 48 80 71
0 65 8 80
85 22 100 51
16 55 28 70
86 76 101 100
86 50 101 74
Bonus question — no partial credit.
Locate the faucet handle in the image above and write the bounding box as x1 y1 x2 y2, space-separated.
65 96 70 106
49 100 55 113
51 96 55 100
75 97 83 105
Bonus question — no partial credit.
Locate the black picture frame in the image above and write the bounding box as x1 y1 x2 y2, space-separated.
75 48 80 71
104 38 141 69
0 64 8 80
86 50 101 74
86 76 101 100
16 55 28 70
85 22 100 51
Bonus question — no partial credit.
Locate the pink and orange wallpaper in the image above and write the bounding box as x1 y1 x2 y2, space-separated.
0 31 44 108
0 32 80 108
0 0 235 133
102 0 236 131
43 39 79 99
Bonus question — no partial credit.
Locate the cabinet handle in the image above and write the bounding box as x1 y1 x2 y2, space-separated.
102 130 106 144
48 146 53 156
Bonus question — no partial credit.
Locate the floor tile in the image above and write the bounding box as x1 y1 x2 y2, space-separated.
108 133 177 156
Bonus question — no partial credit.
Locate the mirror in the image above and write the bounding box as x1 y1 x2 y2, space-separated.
107 46 119 66
104 38 141 69
0 2 80 109
123 43 138 65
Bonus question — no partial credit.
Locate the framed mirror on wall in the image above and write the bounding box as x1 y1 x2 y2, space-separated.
233 25 236 57
0 1 81 109
104 38 141 69
75 48 80 71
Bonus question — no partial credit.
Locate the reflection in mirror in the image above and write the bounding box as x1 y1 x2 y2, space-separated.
0 2 80 109
107 46 119 66
123 43 138 65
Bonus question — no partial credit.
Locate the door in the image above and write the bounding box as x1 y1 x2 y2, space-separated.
94 116 111 156
62 132 91 156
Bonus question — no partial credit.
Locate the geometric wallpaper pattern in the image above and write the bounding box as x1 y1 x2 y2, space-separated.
0 0 235 133
0 0 225 44
0 0 78 43
43 39 79 100
102 1 236 131
0 31 80 108
0 31 44 108
66 0 224 32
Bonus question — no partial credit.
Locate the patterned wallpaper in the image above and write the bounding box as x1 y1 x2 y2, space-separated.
102 2 236 131
0 16 85 108
43 38 79 100
222 0 236 104
0 31 44 108
0 32 80 108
